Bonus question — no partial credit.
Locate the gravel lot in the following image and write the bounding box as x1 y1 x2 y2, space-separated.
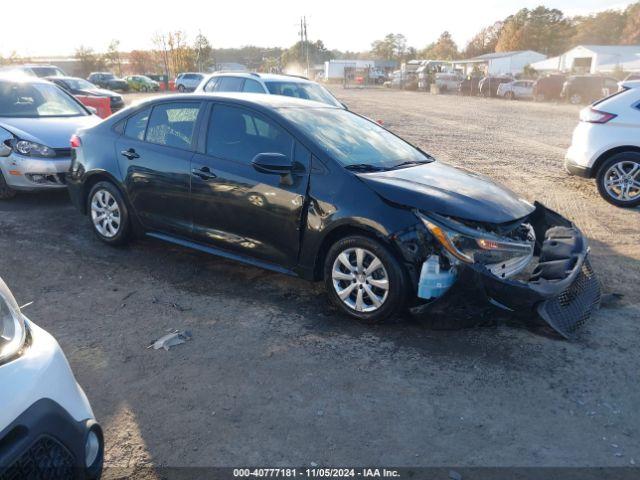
1 88 639 475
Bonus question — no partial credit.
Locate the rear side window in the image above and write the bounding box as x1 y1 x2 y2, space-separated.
206 104 293 164
124 108 151 140
145 102 201 150
216 77 244 92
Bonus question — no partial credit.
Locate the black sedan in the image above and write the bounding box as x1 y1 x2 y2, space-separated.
67 94 600 338
46 76 125 113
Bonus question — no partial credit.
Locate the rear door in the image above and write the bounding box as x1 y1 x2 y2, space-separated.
190 102 310 267
115 101 202 236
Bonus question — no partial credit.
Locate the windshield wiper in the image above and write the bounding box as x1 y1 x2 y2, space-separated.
388 159 431 170
344 163 386 172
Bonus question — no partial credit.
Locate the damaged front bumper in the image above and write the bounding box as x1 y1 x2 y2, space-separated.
405 203 602 339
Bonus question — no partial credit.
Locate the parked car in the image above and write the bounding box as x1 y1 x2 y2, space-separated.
87 72 129 92
458 75 481 96
532 74 566 101
0 75 100 199
561 75 619 105
195 72 343 107
478 76 512 97
565 80 640 207
125 75 160 92
66 93 600 337
434 72 463 93
175 73 204 92
497 80 535 100
46 76 125 113
0 276 103 479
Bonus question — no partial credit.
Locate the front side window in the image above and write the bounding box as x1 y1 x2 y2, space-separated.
124 108 151 140
243 79 265 93
206 104 293 163
280 107 431 170
0 81 88 118
145 102 200 149
216 77 245 92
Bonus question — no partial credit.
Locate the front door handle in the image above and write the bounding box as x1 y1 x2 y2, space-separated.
121 148 140 160
192 166 217 180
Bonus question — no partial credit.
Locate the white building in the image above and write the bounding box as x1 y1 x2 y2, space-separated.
531 45 640 74
323 59 397 80
454 50 547 76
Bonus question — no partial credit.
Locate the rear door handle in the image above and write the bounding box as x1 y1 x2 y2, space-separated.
121 148 140 160
192 166 217 180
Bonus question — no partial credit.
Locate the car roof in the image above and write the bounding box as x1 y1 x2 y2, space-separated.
131 92 337 111
205 72 314 84
0 72 52 84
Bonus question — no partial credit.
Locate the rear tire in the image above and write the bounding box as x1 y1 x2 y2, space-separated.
324 235 410 324
0 172 16 200
87 181 131 245
596 152 640 208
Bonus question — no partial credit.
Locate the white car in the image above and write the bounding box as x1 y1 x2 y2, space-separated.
0 277 103 479
0 75 100 199
434 72 463 93
194 72 344 108
565 80 640 207
497 80 535 100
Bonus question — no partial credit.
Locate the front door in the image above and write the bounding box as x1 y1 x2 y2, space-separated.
116 101 201 235
190 103 310 268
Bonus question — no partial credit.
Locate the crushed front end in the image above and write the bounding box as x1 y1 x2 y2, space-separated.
394 202 601 339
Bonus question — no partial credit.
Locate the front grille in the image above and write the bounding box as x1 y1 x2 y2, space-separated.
537 258 601 339
0 437 75 480
52 148 71 158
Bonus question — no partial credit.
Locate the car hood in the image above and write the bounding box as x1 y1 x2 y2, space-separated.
78 87 119 97
0 116 100 148
359 161 535 224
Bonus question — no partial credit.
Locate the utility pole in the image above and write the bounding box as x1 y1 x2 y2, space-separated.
304 16 310 77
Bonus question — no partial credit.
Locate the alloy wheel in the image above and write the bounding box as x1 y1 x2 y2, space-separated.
603 160 640 203
331 247 389 313
91 189 121 238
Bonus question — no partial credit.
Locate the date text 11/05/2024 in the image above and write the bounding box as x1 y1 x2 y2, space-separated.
233 468 401 478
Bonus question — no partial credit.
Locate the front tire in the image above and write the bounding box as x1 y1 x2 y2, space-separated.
178 85 185 93
0 172 16 200
505 91 515 100
87 181 131 245
569 93 583 105
324 235 410 323
596 152 640 208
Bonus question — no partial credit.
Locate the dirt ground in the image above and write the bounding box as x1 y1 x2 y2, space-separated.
1 88 639 475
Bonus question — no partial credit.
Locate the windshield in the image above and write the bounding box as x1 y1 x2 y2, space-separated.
265 81 341 107
0 81 88 118
66 78 97 90
280 107 432 170
31 67 64 77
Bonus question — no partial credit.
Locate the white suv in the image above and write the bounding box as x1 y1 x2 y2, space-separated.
195 72 344 108
0 277 103 479
565 80 640 207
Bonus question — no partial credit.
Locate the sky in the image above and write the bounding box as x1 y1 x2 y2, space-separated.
1 0 635 57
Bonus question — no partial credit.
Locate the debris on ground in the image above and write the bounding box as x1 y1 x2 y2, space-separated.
148 329 193 351
600 293 624 307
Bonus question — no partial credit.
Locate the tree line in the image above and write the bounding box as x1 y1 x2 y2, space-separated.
2 3 638 77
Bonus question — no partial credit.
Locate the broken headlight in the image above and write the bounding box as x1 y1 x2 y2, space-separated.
0 277 26 364
417 212 535 278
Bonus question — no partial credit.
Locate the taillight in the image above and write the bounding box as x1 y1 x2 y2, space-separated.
70 135 82 148
580 108 617 124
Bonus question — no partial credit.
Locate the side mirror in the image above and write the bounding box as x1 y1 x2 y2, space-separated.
251 153 293 175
